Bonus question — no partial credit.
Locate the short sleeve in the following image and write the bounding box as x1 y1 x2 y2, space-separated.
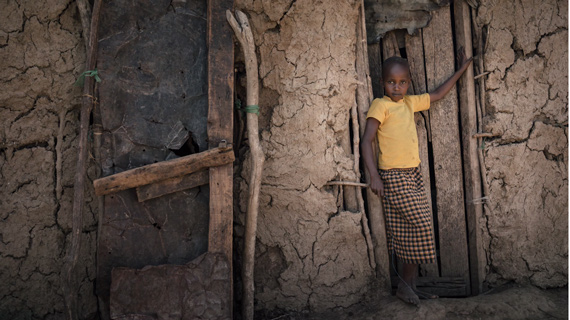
406 93 431 112
366 98 386 124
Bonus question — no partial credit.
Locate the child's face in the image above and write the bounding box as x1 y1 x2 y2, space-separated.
383 64 411 102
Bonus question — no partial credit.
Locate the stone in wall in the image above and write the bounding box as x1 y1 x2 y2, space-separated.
0 0 98 318
235 0 374 313
476 0 568 288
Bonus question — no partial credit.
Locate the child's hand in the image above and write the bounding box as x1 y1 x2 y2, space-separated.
369 174 385 198
457 46 473 71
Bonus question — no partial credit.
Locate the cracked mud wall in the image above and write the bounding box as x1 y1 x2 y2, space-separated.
0 0 98 318
475 0 568 288
234 0 374 313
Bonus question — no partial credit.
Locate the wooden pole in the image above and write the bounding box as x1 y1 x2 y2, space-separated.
326 181 369 188
453 0 485 295
207 1 234 318
75 0 92 52
352 98 376 269
63 0 102 319
93 146 234 196
226 10 264 320
356 0 390 289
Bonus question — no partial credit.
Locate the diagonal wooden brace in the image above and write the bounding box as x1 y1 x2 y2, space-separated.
93 144 234 196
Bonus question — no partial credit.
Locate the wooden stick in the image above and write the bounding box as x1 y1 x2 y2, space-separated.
63 0 101 319
355 0 390 289
93 145 234 196
136 170 209 202
75 0 92 52
472 6 487 117
356 1 377 271
226 10 265 320
472 132 498 138
473 71 490 79
454 0 484 295
326 181 369 188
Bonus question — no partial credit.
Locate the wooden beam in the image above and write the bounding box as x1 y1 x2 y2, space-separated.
136 170 209 202
207 0 234 318
454 0 484 295
356 1 390 290
422 6 470 295
381 31 400 58
93 146 234 196
367 42 383 98
404 32 439 278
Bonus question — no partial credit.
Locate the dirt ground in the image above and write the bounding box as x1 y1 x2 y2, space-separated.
258 284 568 320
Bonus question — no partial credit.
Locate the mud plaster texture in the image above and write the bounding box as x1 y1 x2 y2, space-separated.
476 0 568 288
234 0 375 313
0 0 98 319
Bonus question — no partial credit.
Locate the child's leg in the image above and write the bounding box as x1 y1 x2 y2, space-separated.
410 266 438 299
396 263 420 306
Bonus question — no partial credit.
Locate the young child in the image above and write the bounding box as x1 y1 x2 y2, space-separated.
361 49 472 306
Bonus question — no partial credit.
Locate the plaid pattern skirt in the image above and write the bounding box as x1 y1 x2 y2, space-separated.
380 167 436 264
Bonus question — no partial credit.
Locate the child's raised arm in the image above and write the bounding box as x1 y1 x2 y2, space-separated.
429 47 473 103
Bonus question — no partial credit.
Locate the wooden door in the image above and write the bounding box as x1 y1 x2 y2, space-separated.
367 6 471 297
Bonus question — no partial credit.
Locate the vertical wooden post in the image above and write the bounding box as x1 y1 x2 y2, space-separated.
356 1 390 290
454 0 484 295
207 0 234 317
367 43 383 99
423 6 470 295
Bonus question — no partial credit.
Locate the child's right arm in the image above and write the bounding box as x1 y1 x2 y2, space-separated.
361 118 384 197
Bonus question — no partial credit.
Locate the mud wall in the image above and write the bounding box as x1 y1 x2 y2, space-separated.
234 0 375 313
476 0 568 288
0 0 98 319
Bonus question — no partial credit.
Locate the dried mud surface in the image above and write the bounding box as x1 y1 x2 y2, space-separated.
0 0 98 319
267 285 568 320
476 0 568 289
235 0 375 313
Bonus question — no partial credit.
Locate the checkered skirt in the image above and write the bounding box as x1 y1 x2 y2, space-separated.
380 167 436 264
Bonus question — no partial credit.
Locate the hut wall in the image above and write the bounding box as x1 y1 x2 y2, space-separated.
476 0 568 288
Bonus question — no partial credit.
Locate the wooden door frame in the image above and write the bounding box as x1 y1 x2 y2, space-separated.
207 0 235 317
365 1 485 296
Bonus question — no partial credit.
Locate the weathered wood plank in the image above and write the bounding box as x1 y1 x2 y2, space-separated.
207 0 234 253
454 0 484 296
381 31 400 58
422 6 470 295
136 170 209 202
356 1 390 290
367 43 383 99
390 276 468 297
93 146 234 196
405 32 439 278
207 0 234 317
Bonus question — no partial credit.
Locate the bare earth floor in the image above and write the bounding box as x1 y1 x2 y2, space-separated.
260 284 568 320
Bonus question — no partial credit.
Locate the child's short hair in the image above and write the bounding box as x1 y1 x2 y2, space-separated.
382 56 410 80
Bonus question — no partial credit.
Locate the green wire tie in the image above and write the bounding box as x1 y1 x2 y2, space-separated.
235 100 260 115
243 105 259 115
74 69 101 87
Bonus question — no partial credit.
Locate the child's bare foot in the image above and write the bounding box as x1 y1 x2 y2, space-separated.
413 288 438 300
396 283 420 306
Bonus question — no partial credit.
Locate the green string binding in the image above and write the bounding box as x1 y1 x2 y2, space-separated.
74 69 101 87
243 105 259 115
235 99 260 115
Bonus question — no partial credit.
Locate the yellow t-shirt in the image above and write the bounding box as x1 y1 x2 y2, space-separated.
366 93 430 169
